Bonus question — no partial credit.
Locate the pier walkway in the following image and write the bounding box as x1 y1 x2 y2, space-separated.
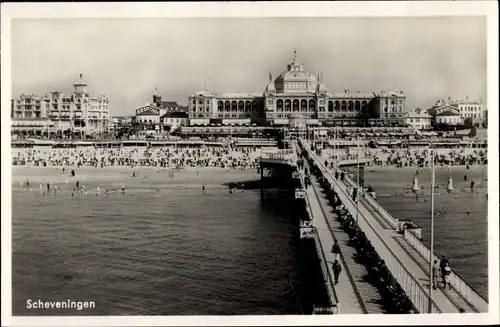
302 171 366 314
341 174 488 313
299 139 488 313
302 168 386 313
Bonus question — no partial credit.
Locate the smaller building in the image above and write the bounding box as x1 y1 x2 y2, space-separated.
405 107 432 130
133 87 188 133
450 96 485 123
109 116 133 133
160 111 189 131
427 100 463 126
133 105 161 132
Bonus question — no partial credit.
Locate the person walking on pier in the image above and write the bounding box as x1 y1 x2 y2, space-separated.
432 259 440 290
331 240 341 261
332 259 342 284
440 255 452 290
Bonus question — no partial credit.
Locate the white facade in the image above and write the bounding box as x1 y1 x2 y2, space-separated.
435 115 462 125
455 102 485 121
11 74 110 136
134 105 161 125
405 108 432 130
427 101 464 126
187 50 407 126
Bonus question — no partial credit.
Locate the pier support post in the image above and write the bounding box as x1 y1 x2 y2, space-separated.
260 165 265 201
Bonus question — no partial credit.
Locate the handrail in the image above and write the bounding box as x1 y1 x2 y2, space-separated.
299 173 340 312
343 175 399 230
300 139 442 313
340 154 487 309
313 228 341 314
403 228 488 311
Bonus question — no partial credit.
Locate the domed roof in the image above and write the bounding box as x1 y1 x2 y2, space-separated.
274 50 317 93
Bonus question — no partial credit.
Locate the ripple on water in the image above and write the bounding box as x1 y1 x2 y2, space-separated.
12 167 325 315
365 166 488 300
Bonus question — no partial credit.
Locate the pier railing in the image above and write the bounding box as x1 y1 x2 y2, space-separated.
298 169 340 313
260 149 297 166
343 175 399 230
301 140 442 313
403 228 488 311
340 159 487 311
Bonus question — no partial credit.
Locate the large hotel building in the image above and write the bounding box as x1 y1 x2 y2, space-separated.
188 51 407 127
11 74 109 137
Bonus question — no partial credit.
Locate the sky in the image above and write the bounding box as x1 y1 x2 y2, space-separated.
11 17 487 116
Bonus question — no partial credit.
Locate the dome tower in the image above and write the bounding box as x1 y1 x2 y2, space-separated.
274 49 317 93
73 73 88 94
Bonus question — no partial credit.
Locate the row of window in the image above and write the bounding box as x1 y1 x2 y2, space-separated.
386 99 403 105
16 105 41 111
462 113 481 118
14 113 42 119
384 107 404 113
285 82 308 90
189 114 255 119
18 99 41 104
460 106 482 112
408 118 429 123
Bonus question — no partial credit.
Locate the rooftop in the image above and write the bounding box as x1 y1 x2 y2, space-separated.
329 92 376 98
161 111 189 118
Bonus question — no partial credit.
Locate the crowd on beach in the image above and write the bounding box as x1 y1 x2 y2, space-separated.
12 146 261 171
326 147 487 168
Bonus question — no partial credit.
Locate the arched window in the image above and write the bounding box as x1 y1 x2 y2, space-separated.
308 99 316 112
218 101 223 111
285 99 291 111
225 101 230 112
355 101 361 112
245 101 251 112
341 101 347 112
238 101 244 111
293 99 299 112
231 101 237 111
277 99 283 112
334 101 340 111
328 101 334 112
301 99 307 111
348 101 354 112
252 100 258 112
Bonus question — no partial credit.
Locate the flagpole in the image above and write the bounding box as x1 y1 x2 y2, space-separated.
428 148 436 313
356 141 360 224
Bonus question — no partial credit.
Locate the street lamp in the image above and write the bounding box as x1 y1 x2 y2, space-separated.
356 140 360 224
412 148 454 313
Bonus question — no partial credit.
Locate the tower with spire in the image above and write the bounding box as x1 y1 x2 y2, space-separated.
153 85 162 107
73 73 88 94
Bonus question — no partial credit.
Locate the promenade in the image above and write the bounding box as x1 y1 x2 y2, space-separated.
301 165 385 313
300 139 488 313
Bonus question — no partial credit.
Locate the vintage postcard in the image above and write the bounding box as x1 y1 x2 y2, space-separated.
1 1 498 326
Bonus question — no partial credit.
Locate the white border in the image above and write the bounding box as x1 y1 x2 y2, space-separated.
1 1 498 326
